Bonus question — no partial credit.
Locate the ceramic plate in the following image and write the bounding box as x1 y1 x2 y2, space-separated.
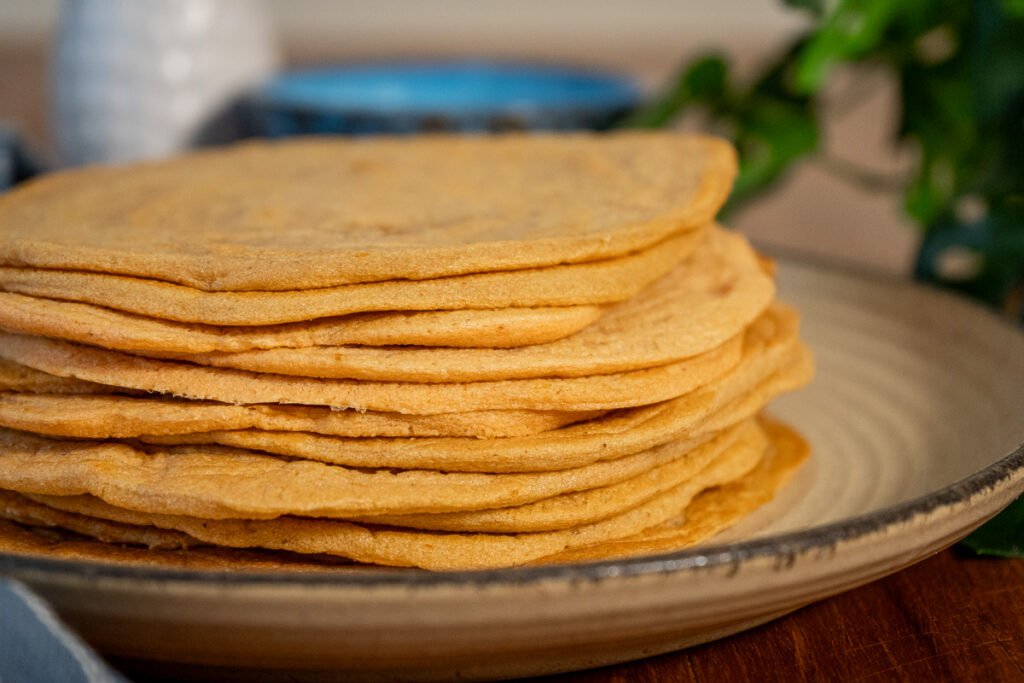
2 258 1023 682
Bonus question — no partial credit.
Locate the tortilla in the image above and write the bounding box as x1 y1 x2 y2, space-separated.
0 425 718 519
350 420 764 532
0 421 806 571
0 489 196 550
0 390 601 439
0 133 735 291
0 357 118 396
0 292 605 353
0 229 701 326
0 518 347 571
539 418 809 563
134 343 810 472
0 309 749 413
12 426 763 571
164 228 774 382
0 305 805 445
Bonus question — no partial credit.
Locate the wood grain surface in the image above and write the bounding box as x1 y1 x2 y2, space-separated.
542 549 1024 682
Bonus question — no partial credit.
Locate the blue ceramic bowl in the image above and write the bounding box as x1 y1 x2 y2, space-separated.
247 62 640 136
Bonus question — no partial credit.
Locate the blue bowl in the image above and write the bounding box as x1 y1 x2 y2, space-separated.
247 62 640 136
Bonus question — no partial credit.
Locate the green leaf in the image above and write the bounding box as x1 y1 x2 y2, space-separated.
961 494 1024 557
794 0 900 92
783 0 826 16
1000 0 1024 17
730 98 819 206
904 152 956 224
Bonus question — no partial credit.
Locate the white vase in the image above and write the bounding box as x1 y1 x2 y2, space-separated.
53 0 278 167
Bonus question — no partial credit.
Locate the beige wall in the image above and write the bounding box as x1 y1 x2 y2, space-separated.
0 1 803 84
3 1 803 45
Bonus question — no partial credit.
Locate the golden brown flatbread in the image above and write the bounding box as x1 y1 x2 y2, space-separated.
0 425 717 520
163 228 774 381
8 428 761 571
0 310 749 413
0 133 734 290
0 293 605 352
0 229 700 326
540 418 809 563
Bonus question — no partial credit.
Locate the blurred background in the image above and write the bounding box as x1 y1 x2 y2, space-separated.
0 0 915 273
1 0 1022 314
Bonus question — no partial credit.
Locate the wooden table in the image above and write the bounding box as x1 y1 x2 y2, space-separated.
3 43 1022 683
545 549 1024 682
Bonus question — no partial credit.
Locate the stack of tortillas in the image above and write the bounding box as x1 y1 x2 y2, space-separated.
0 133 812 571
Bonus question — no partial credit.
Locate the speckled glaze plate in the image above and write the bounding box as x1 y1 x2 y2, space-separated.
2 258 1023 682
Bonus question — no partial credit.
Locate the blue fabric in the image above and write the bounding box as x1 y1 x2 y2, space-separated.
0 578 129 683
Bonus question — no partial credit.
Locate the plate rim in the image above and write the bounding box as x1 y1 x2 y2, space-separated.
1 255 1022 589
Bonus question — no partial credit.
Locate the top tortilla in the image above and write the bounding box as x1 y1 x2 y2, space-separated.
0 133 735 291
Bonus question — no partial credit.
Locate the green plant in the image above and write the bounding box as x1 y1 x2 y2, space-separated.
623 0 1024 315
621 0 1024 556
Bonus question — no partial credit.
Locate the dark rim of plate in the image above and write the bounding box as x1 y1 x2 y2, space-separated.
1 252 1022 589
